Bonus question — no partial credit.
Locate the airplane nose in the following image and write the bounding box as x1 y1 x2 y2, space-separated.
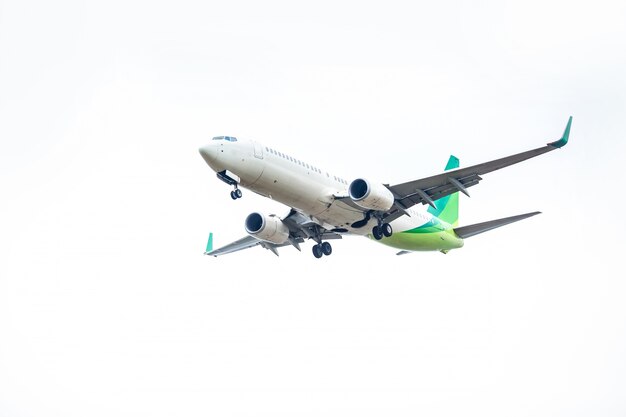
199 143 218 165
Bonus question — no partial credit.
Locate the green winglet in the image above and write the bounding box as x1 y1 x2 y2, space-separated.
548 116 572 148
205 232 213 254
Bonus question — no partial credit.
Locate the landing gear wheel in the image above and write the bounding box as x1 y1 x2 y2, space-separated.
230 188 242 200
372 225 383 240
312 244 323 259
382 223 393 237
321 241 332 256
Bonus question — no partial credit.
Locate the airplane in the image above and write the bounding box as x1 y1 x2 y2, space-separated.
199 117 571 258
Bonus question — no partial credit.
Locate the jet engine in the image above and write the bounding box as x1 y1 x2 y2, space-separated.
348 178 395 212
244 212 290 244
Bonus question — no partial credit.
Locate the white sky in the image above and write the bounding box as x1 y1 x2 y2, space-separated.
1 0 626 416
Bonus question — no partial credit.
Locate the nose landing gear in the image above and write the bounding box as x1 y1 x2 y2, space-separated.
217 170 242 200
230 187 242 200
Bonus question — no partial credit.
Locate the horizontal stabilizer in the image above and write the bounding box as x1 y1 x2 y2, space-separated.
453 211 541 239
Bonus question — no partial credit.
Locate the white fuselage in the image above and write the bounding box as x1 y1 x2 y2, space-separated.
199 137 444 236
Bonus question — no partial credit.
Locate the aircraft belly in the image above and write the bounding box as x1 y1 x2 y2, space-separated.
248 166 369 229
315 200 369 231
249 165 332 214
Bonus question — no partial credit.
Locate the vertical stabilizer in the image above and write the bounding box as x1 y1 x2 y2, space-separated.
428 155 460 226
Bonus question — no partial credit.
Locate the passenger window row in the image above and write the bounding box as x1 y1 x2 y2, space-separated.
265 146 347 185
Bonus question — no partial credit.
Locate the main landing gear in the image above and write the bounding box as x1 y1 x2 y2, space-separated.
230 187 242 200
372 222 393 240
353 211 393 241
310 225 333 259
312 241 333 259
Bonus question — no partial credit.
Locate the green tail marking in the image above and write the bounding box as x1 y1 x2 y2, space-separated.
427 155 460 226
205 232 214 253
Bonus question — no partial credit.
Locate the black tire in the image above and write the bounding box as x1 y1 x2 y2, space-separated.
382 223 393 237
312 244 323 258
321 241 332 256
235 189 242 198
372 225 383 240
230 191 238 200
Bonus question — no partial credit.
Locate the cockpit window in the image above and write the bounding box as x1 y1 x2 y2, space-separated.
212 136 238 142
212 136 225 140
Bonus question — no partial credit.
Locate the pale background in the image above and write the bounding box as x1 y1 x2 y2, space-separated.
1 0 625 416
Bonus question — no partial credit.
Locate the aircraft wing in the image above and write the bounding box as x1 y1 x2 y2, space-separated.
205 234 309 257
204 209 343 257
204 235 262 257
381 117 572 223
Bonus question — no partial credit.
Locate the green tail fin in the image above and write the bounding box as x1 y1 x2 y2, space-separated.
427 155 460 226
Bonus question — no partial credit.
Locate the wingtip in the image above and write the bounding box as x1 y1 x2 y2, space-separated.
548 116 572 148
205 232 214 253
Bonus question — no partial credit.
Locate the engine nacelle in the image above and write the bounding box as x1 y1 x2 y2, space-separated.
348 178 395 212
244 212 290 244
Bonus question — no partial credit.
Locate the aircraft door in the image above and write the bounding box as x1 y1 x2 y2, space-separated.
253 142 263 159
